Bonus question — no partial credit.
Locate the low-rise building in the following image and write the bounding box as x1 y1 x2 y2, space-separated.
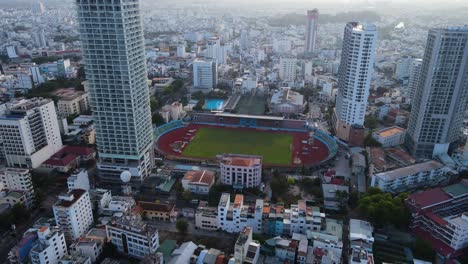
269 87 304 114
106 214 160 259
181 170 215 194
349 219 374 254
70 238 102 263
67 169 90 192
370 160 457 193
29 227 68 264
372 126 406 147
58 254 91 264
0 189 28 208
233 226 260 264
322 183 349 211
138 201 177 222
274 237 298 263
220 154 262 189
217 194 263 233
53 88 90 117
195 206 218 231
405 180 468 259
8 230 38 264
0 167 35 207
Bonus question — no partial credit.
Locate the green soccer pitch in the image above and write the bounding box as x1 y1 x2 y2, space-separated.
182 127 293 165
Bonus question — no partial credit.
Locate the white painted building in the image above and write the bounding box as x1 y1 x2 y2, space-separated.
58 254 91 264
70 238 102 263
220 154 262 188
67 169 90 192
279 56 297 82
407 58 422 102
0 98 63 168
372 126 406 147
370 160 456 193
106 214 159 259
232 226 260 264
30 227 68 264
394 56 413 80
181 170 215 194
193 58 218 91
334 22 377 141
217 194 263 233
53 189 94 243
269 87 304 115
0 167 35 208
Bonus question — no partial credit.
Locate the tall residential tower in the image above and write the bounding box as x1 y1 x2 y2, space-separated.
405 27 468 157
305 9 319 53
76 0 154 183
333 22 377 145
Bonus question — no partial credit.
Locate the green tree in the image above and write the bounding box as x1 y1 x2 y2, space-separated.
270 174 289 203
357 187 410 228
413 238 435 262
364 115 379 130
363 133 382 147
208 184 231 206
11 203 30 223
152 113 165 126
182 190 193 201
150 97 159 112
176 219 189 234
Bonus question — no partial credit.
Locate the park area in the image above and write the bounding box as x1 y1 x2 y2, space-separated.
182 127 293 165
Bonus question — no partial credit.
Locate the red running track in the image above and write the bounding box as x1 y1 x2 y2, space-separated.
156 123 329 167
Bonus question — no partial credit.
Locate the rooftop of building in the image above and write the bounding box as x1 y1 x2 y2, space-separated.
108 214 155 235
374 160 445 181
374 126 405 138
137 201 175 213
183 170 215 186
350 219 374 242
0 167 30 174
53 88 87 101
220 154 262 167
234 194 244 208
9 98 52 111
236 227 252 246
54 189 86 208
271 87 304 106
58 254 90 264
213 112 284 121
86 227 107 239
407 187 451 209
442 179 468 198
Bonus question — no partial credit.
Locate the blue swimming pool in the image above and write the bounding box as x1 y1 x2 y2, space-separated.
203 99 225 111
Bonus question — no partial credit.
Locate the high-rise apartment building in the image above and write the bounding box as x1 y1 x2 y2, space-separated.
0 98 63 168
407 58 423 102
76 0 154 183
206 37 227 64
53 189 94 243
279 56 297 82
193 58 218 91
305 9 319 53
405 27 468 157
333 22 377 144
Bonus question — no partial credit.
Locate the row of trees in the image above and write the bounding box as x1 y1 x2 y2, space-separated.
357 187 410 228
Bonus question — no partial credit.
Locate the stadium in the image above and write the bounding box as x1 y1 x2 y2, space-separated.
155 113 338 168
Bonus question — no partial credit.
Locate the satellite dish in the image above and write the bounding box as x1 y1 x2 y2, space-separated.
120 171 132 183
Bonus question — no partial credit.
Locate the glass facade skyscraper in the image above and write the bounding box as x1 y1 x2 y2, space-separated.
76 0 154 182
406 27 468 158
